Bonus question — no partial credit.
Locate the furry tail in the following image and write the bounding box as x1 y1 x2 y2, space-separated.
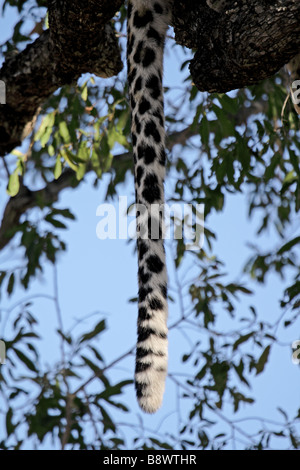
127 0 171 413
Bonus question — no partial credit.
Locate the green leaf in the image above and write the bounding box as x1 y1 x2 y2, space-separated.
40 126 53 147
219 93 239 114
6 408 14 436
283 171 297 185
277 236 300 255
76 163 87 181
99 405 116 433
54 155 62 179
51 208 75 220
149 438 173 450
98 380 132 400
77 141 90 162
7 169 20 197
277 407 288 420
200 115 209 146
13 348 37 372
59 121 71 144
289 431 299 449
34 112 55 144
48 144 55 157
256 345 271 375
289 150 300 176
233 359 250 387
7 273 15 296
89 346 104 363
81 355 101 374
264 152 281 181
233 332 254 351
79 319 106 343
45 216 67 229
81 84 88 102
57 329 72 345
107 126 128 149
60 148 77 171
0 271 6 287
182 353 191 362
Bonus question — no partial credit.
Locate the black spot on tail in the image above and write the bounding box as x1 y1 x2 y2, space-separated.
139 286 153 302
135 381 147 398
147 254 164 273
138 240 148 260
134 76 143 94
142 173 161 203
139 97 151 115
146 74 161 99
136 362 152 373
138 307 151 321
127 2 133 18
147 27 163 45
142 48 156 68
159 148 166 165
133 40 144 64
134 115 141 134
128 66 137 85
154 3 164 14
145 120 161 143
132 133 137 147
139 266 151 284
160 283 168 299
136 165 144 186
133 10 154 29
149 297 164 311
138 326 167 342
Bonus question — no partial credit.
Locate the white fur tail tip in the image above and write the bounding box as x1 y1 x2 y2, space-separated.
135 358 168 413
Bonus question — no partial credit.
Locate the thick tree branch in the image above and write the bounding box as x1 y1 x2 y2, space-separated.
0 168 79 250
0 126 198 251
47 0 123 81
0 0 123 156
173 0 300 92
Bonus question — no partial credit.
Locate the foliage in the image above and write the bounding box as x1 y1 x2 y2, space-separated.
0 0 300 450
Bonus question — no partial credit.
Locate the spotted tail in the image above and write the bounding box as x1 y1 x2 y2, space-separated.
127 0 172 413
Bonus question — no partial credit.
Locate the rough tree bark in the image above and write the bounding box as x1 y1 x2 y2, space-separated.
173 0 300 93
0 0 124 156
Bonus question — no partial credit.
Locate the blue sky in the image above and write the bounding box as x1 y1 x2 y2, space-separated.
0 0 300 449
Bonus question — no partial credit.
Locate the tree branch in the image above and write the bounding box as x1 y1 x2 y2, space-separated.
0 126 196 251
173 0 300 92
0 0 123 156
0 168 79 250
